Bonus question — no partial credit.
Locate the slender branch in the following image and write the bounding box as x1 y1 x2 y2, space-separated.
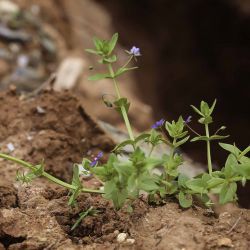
121 55 133 69
185 123 201 136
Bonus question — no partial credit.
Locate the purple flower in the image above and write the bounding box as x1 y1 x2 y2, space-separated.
185 116 192 124
90 152 103 167
151 119 165 129
129 46 141 56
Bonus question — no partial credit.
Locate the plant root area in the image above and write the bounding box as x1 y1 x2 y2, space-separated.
0 90 249 250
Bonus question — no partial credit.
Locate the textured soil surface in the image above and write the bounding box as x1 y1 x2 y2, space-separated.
0 90 249 250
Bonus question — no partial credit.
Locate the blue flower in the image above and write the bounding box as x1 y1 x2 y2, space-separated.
151 119 165 129
185 116 192 124
90 151 103 167
129 46 141 56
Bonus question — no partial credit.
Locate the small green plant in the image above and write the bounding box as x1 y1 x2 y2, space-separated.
0 33 249 224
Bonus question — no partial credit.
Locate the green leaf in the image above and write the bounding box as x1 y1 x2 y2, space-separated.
68 165 82 206
209 99 217 115
191 136 209 142
85 49 99 55
93 37 103 51
71 207 98 231
239 146 250 158
178 191 193 208
112 139 134 153
219 182 237 204
113 161 133 179
114 97 130 114
186 178 208 194
233 164 250 179
207 177 225 189
103 180 128 209
134 133 150 145
138 175 159 192
174 136 190 148
71 165 81 187
219 143 240 157
190 105 203 116
200 101 210 116
108 33 118 55
198 116 213 124
115 67 138 77
88 73 111 81
103 55 117 63
209 135 229 140
146 129 163 146
68 187 81 206
178 174 189 188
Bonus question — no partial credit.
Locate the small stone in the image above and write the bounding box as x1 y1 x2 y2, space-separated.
113 230 119 236
126 238 135 244
36 106 46 114
7 143 15 152
117 233 127 243
217 238 233 247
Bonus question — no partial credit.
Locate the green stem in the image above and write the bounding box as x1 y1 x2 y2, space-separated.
170 138 176 157
121 55 133 69
0 153 104 194
205 124 213 176
108 64 135 141
148 145 155 157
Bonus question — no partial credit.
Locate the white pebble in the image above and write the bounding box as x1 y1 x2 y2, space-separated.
126 238 135 244
36 106 46 114
117 233 127 243
7 143 15 152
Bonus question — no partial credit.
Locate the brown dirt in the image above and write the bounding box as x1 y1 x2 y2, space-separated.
0 90 249 250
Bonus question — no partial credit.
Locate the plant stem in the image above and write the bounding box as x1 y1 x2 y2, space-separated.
121 55 133 69
205 124 213 176
108 64 135 141
0 153 104 194
149 145 155 157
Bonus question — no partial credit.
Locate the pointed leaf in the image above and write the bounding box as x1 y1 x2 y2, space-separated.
191 136 209 142
174 136 190 148
88 73 111 81
115 67 138 77
219 182 237 204
108 33 118 55
178 191 193 208
190 105 203 116
209 99 217 115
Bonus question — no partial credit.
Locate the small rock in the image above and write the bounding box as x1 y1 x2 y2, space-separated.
36 106 46 114
7 142 15 152
117 233 127 243
17 54 29 68
113 230 119 236
217 238 233 247
126 238 135 244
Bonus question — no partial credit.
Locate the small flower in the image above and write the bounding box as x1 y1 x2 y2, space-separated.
185 116 192 124
90 151 103 167
151 119 165 129
129 46 141 56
